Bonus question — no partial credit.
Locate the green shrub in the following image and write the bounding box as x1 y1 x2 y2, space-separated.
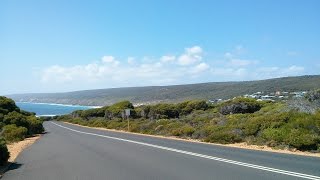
80 108 105 119
0 113 3 121
154 125 164 132
192 128 208 139
2 124 28 142
285 129 320 150
170 125 195 137
90 119 107 128
242 117 261 136
205 129 242 144
106 101 134 118
180 125 195 136
26 116 44 134
19 110 36 116
3 111 28 127
149 103 179 119
178 100 209 115
0 122 5 129
59 99 320 152
138 121 156 134
69 118 88 126
0 137 9 166
0 96 20 115
261 128 289 146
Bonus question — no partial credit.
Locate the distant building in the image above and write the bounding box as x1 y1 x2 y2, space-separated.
292 91 307 98
259 95 275 101
208 99 223 103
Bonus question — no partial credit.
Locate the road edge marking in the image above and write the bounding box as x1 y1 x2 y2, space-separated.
51 122 320 180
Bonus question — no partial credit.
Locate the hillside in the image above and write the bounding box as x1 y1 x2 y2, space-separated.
7 75 320 106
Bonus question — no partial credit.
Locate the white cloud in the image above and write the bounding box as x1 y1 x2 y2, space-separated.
40 45 307 90
257 65 304 75
102 56 114 63
186 46 203 54
284 65 304 73
40 46 209 87
127 57 135 64
191 63 210 74
178 46 203 66
254 65 305 79
102 56 120 66
210 67 248 78
223 46 258 67
160 55 175 63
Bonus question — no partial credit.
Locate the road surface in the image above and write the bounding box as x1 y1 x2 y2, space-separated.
2 121 320 180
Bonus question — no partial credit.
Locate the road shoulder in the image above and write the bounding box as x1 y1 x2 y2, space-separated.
0 135 41 178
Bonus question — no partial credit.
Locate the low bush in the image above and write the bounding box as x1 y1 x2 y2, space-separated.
205 128 243 144
219 98 262 115
2 124 28 143
0 96 20 115
0 137 9 166
3 111 29 128
285 129 320 150
26 116 44 135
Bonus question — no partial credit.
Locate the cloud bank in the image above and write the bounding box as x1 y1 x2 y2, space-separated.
40 46 305 89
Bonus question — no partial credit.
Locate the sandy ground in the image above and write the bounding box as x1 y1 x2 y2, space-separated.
0 135 41 177
7 136 41 162
64 122 320 158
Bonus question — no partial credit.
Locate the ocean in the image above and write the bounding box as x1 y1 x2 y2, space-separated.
16 102 96 116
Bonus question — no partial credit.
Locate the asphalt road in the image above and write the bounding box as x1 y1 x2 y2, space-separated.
2 121 320 180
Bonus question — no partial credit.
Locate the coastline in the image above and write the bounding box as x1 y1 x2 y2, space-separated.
16 101 102 108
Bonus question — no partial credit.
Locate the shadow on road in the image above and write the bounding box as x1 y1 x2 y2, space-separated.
0 162 23 178
6 162 23 173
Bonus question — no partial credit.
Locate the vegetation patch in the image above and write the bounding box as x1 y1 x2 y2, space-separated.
0 96 44 166
57 90 320 153
0 137 9 166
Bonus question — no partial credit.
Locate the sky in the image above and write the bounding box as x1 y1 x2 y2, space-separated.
0 0 319 94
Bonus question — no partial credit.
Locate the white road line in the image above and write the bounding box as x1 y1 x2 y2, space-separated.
51 122 320 180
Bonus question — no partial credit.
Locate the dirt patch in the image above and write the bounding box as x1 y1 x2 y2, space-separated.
223 142 320 157
64 122 320 158
7 136 41 162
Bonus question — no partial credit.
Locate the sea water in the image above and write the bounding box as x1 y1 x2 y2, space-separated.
16 102 96 116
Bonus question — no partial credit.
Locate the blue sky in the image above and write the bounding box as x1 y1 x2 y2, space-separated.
1 0 319 94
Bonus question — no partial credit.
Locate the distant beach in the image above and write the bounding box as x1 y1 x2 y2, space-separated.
16 102 98 116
